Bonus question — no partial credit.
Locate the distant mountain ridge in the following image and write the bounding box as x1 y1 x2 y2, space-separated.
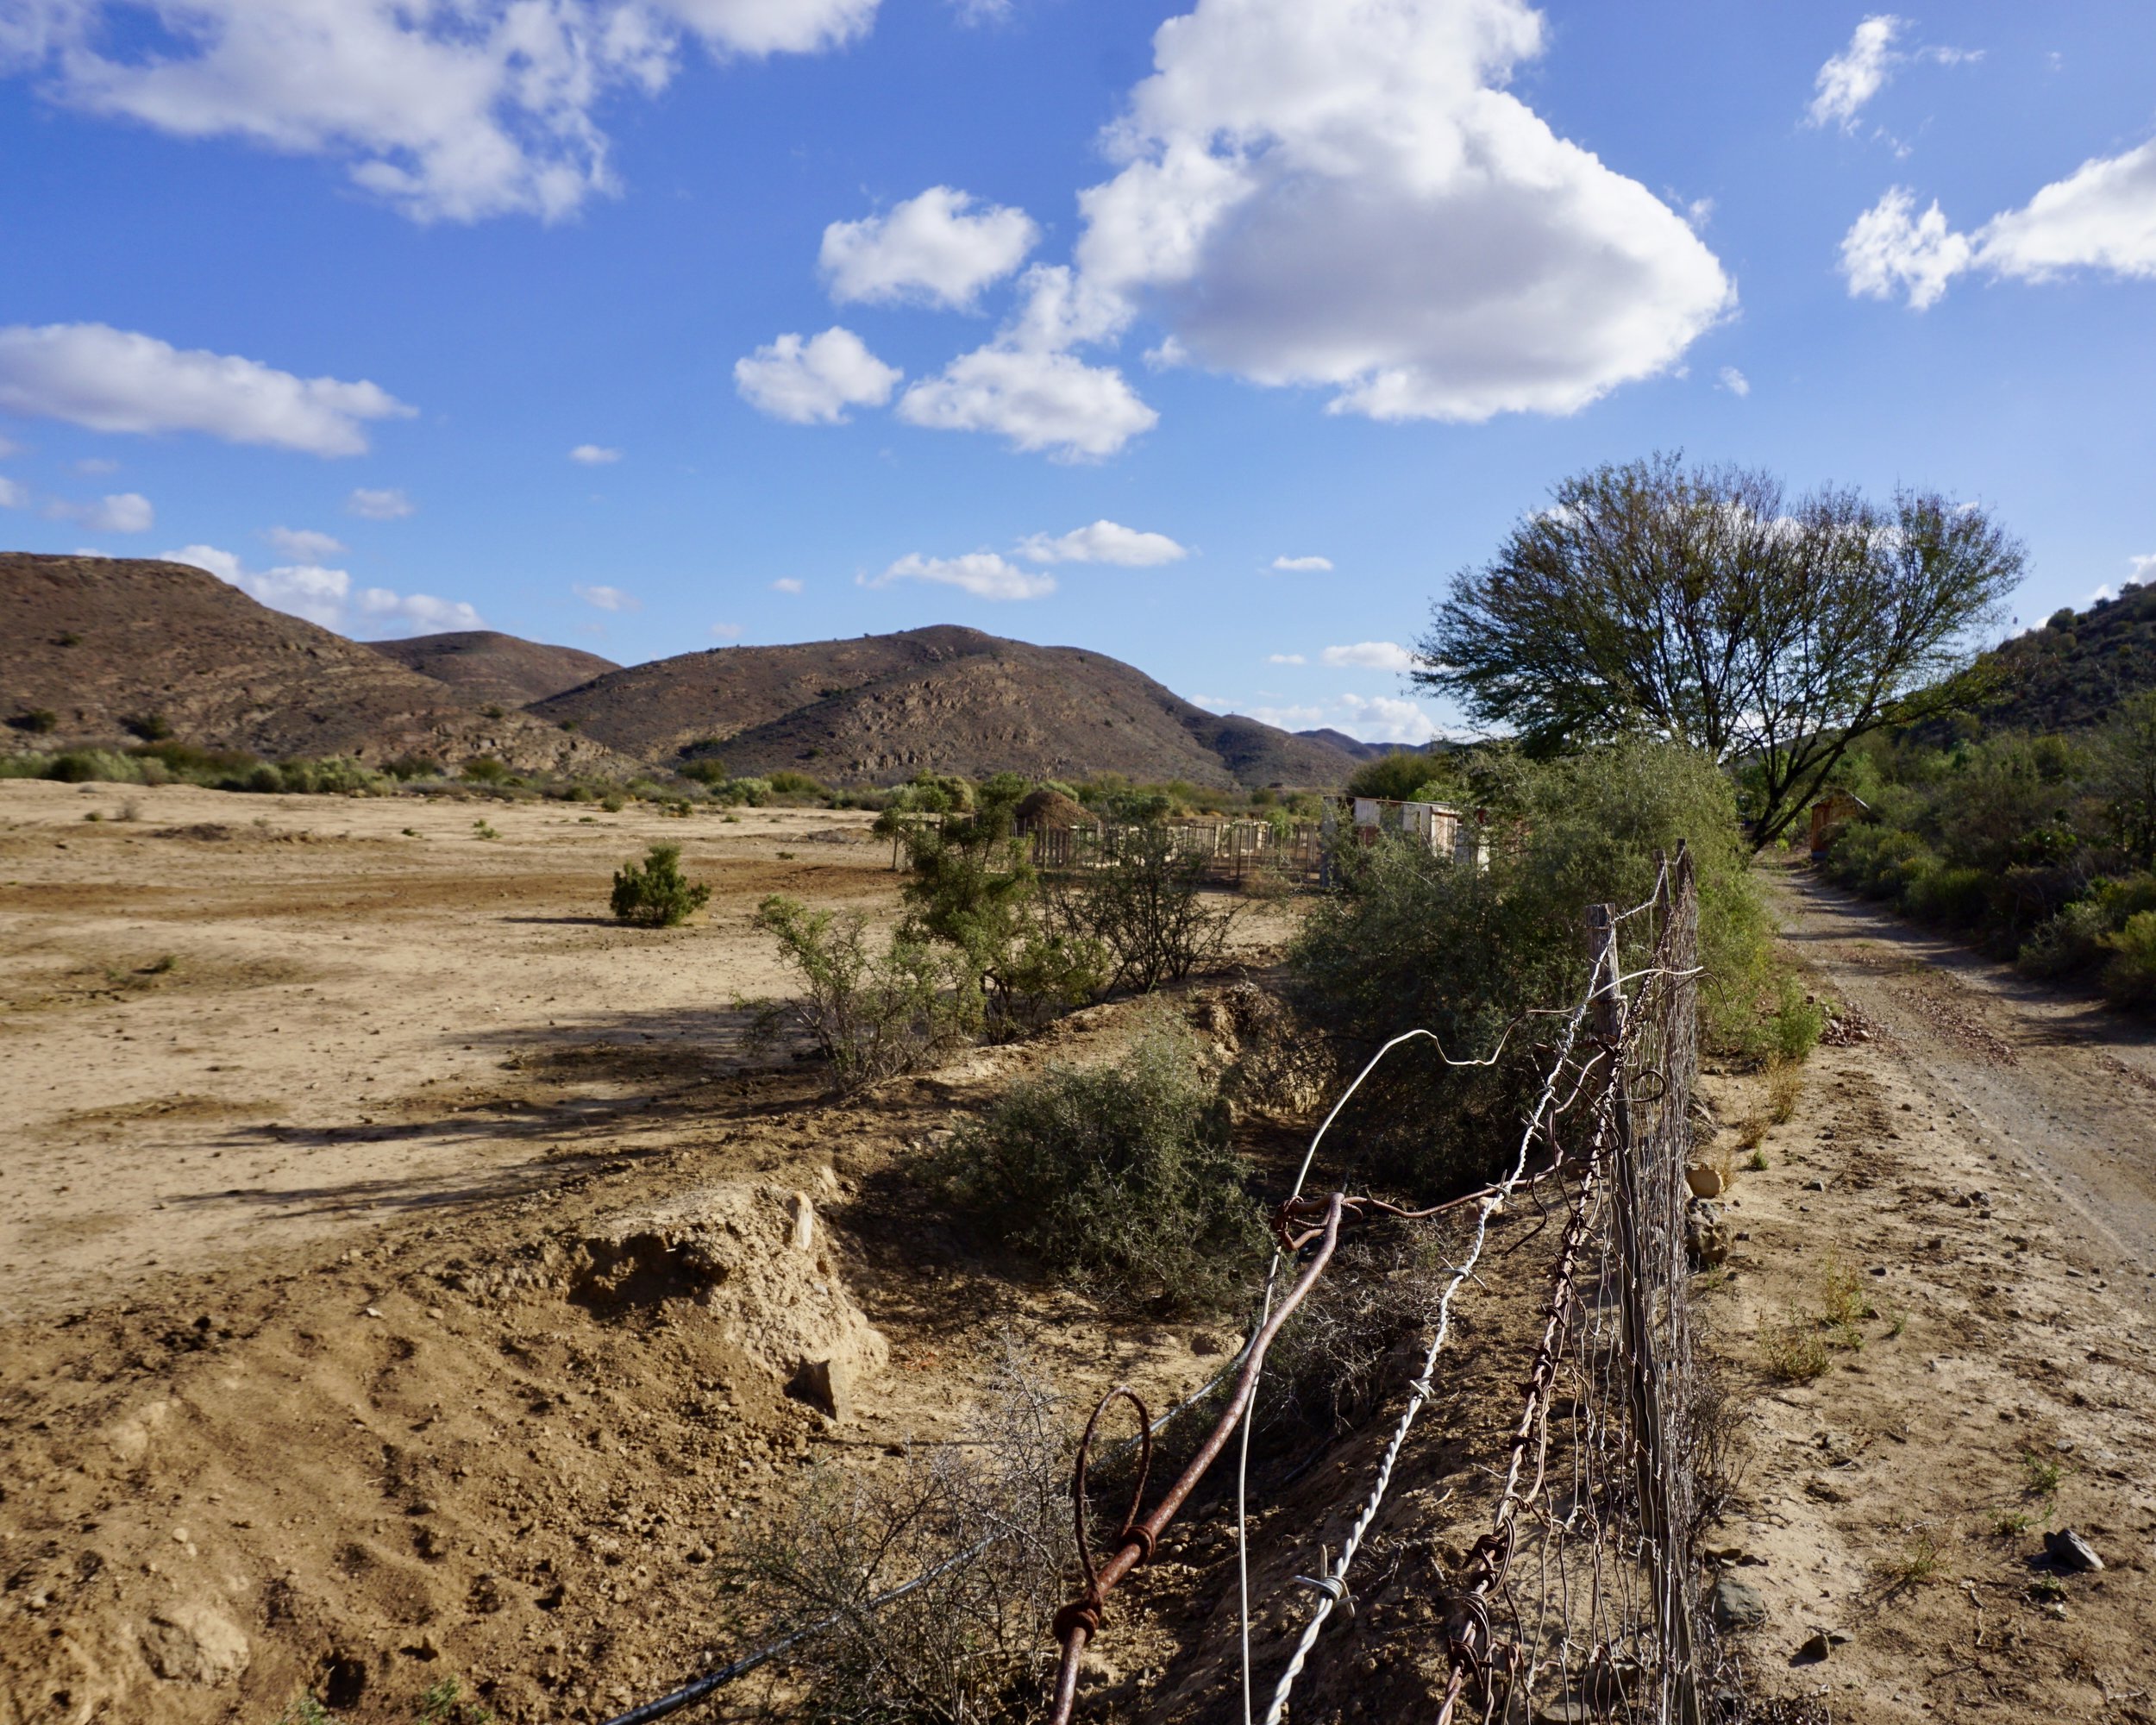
2 555 1363 788
369 630 618 711
530 626 1362 788
0 554 631 775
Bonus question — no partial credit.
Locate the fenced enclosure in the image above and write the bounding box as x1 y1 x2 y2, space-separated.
601 848 1728 1725
1025 817 1326 885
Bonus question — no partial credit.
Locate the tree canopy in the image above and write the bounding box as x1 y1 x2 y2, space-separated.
1413 454 2025 844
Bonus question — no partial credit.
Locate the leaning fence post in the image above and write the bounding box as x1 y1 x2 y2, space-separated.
1585 898 1702 1725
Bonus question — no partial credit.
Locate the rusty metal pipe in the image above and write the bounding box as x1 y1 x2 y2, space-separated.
1044 1193 1348 1725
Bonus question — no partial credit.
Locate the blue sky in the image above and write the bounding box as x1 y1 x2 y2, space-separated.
2 0 2152 743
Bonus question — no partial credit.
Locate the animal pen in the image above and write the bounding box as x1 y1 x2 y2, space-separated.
604 847 1727 1725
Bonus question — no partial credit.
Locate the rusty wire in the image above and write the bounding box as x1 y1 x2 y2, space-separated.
1043 1193 1349 1725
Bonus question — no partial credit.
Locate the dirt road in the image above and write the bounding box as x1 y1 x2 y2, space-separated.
1777 865 2156 1297
1683 865 2156 1720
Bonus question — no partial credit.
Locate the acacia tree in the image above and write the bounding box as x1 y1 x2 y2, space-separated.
1414 455 2025 846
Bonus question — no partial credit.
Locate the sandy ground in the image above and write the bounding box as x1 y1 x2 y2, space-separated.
1689 865 2156 1719
0 781 1291 1325
4 792 2154 1724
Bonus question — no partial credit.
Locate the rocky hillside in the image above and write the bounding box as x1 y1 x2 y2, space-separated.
369 630 618 711
529 626 1361 788
1971 580 2156 733
0 554 629 775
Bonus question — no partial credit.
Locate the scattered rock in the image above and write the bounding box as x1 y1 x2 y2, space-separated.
1684 1161 1726 1199
140 1605 250 1685
1796 1628 1851 1661
2045 1528 2103 1572
1710 1574 1767 1631
1802 1178 1828 1192
1686 1199 1732 1267
788 1357 854 1422
788 1192 815 1253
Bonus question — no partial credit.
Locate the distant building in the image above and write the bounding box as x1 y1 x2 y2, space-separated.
1808 789 1870 858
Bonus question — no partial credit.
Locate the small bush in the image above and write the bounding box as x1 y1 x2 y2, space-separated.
1049 823 1239 994
10 708 58 734
942 1022 1263 1314
380 753 443 781
750 896 981 1090
0 752 55 779
49 749 141 785
473 819 500 841
713 776 771 807
1903 861 1991 928
680 756 730 787
2100 910 2156 1007
1765 1057 1802 1123
1764 975 1826 1063
725 1351 1069 1725
461 756 511 785
1758 1314 1830 1383
122 712 172 742
767 768 829 797
611 844 710 926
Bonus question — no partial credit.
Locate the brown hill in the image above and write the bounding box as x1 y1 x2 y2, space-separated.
368 630 619 711
0 554 632 775
530 626 1361 788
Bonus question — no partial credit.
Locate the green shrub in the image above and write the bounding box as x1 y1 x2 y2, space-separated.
1824 823 1935 900
680 757 730 787
610 844 711 926
122 712 172 742
1049 823 1238 994
1288 740 1770 1190
1345 750 1454 801
942 1022 1262 1314
49 749 142 785
1765 975 1827 1063
712 776 771 807
461 756 511 785
749 896 981 1091
380 753 443 781
245 763 285 794
1903 861 1992 928
766 768 828 797
0 752 55 779
9 708 58 734
2100 912 2156 1007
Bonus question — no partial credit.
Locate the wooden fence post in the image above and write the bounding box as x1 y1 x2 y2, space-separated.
1585 900 1701 1725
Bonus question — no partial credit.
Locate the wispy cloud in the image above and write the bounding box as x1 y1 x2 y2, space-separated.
348 486 415 520
866 551 1055 600
1271 555 1333 573
569 443 621 465
573 583 639 612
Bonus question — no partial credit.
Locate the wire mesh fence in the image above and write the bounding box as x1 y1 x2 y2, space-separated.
601 846 1729 1725
1421 844 1718 1725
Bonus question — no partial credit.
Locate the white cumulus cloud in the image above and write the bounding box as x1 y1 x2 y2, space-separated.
1807 15 1902 130
574 583 639 612
166 543 479 634
1338 693 1444 743
1271 555 1333 572
1047 0 1732 424
1717 366 1750 397
1322 641 1416 671
569 443 622 464
735 327 902 424
48 491 153 533
1245 702 1326 728
1015 519 1188 566
867 552 1056 601
1 0 880 224
347 486 415 519
2128 555 2156 583
1841 141 2156 309
265 525 347 560
0 323 412 455
896 347 1156 460
820 185 1038 309
771 577 805 593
